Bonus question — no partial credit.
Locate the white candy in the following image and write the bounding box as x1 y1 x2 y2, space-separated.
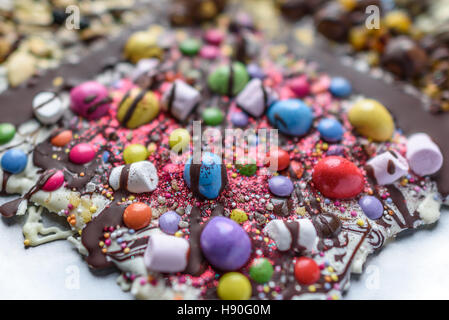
264 219 317 252
162 80 200 121
109 161 158 193
236 78 267 117
32 92 65 125
144 233 190 273
366 151 409 185
406 133 443 176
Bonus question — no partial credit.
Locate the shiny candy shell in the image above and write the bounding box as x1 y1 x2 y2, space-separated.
179 38 202 56
312 156 364 199
69 143 96 165
42 170 64 192
123 144 149 164
230 112 249 127
359 195 384 220
70 81 111 120
294 257 320 285
123 202 152 230
202 107 224 126
348 99 395 142
317 118 344 142
268 175 294 197
329 77 352 97
267 99 314 136
169 128 191 152
0 123 16 145
1 149 27 174
288 76 310 98
217 272 252 300
158 210 181 235
249 258 274 284
50 130 73 147
208 62 249 96
200 216 251 271
267 148 290 171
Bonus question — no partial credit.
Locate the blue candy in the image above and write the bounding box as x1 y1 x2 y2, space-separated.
317 118 344 142
184 152 227 199
1 149 28 174
329 77 352 97
267 99 314 136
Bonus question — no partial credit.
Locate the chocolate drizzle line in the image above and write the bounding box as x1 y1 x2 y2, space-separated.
120 90 148 127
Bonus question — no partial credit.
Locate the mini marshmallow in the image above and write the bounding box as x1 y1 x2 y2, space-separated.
162 80 200 121
109 161 158 193
264 219 317 252
366 151 409 185
131 58 159 83
236 78 269 118
406 133 443 176
144 233 190 273
32 92 65 125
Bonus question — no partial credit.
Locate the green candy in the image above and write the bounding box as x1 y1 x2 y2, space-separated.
249 258 274 284
0 123 16 145
179 38 201 56
202 107 224 126
208 62 249 96
236 162 257 177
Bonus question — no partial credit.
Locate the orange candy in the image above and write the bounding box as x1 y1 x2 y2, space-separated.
123 202 152 230
51 130 73 147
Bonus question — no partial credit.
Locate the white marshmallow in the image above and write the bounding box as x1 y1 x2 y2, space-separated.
144 234 190 273
236 78 267 117
162 80 200 121
32 92 65 125
406 133 443 176
109 161 158 193
366 151 409 185
264 219 317 252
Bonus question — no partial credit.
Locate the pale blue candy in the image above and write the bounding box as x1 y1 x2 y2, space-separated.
1 149 27 174
329 77 352 97
317 118 344 142
184 152 226 199
267 99 313 136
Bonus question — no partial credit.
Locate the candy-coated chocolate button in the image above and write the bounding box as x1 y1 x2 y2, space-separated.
268 175 294 197
249 258 274 284
70 81 111 120
204 29 224 45
348 99 394 142
359 195 384 220
202 107 224 126
236 161 257 177
329 77 352 97
0 123 16 145
42 170 65 192
123 144 149 164
199 45 220 59
158 210 180 235
267 99 314 136
294 257 320 285
208 62 249 96
217 272 252 300
50 130 73 147
123 202 152 230
230 209 248 224
200 216 251 271
1 149 27 174
124 31 163 64
317 118 344 142
69 143 96 164
312 156 364 199
384 10 411 33
288 76 310 98
179 38 201 56
230 112 249 127
268 148 290 171
169 128 191 152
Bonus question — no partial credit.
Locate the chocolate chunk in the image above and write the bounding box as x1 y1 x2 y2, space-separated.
313 212 342 238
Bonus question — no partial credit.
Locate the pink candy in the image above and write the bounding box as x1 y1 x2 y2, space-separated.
288 76 310 98
69 143 96 164
204 29 224 46
199 45 220 59
42 170 64 192
70 81 112 120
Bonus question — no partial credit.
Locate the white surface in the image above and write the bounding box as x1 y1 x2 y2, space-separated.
1 196 448 299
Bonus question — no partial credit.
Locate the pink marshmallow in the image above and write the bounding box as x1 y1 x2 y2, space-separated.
367 151 409 185
144 233 189 273
406 133 443 176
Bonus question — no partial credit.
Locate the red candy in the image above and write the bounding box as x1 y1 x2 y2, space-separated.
42 170 64 192
69 143 96 164
267 148 290 171
312 156 364 199
294 257 320 285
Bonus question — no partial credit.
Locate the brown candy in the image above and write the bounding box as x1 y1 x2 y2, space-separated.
314 2 351 42
276 0 325 21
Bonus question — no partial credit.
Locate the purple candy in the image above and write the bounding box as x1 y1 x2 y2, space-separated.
268 176 294 197
359 196 384 220
247 64 265 79
159 211 181 235
230 112 249 127
200 216 251 271
326 145 345 156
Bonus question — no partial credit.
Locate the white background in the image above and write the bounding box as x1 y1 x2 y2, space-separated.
1 196 448 300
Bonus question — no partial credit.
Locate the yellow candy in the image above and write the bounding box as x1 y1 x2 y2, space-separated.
124 144 149 164
338 0 357 11
384 10 411 34
169 128 191 152
230 209 248 224
117 88 159 129
124 31 163 64
349 27 367 51
348 99 395 142
217 272 252 300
